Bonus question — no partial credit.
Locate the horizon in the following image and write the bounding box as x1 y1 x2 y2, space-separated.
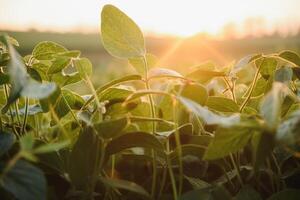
1 0 300 38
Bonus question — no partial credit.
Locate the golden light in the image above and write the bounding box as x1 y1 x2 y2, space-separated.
0 0 299 37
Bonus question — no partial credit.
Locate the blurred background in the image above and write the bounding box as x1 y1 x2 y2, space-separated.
1 0 300 93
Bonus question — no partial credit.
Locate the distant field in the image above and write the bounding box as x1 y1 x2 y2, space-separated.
1 30 300 92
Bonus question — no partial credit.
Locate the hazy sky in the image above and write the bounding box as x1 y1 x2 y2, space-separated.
1 0 300 36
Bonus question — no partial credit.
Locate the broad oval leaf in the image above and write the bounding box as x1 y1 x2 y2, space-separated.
203 126 253 160
278 50 300 66
94 117 129 139
68 127 101 190
206 96 239 112
83 74 142 108
186 65 225 83
1 160 47 200
106 132 164 156
100 177 151 199
101 4 145 58
0 131 15 157
231 54 262 75
148 67 183 79
129 53 157 75
180 186 231 200
180 83 208 106
47 56 71 74
32 41 67 60
179 96 240 127
235 186 262 200
267 189 300 200
74 57 93 80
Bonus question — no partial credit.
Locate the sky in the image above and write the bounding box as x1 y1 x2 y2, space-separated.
0 0 300 37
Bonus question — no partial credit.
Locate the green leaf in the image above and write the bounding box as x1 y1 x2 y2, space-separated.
101 4 145 58
33 140 70 154
278 50 300 66
260 82 287 130
251 131 275 170
148 67 183 79
40 87 82 118
28 68 42 82
258 57 277 79
19 134 34 151
230 54 262 75
206 96 239 112
235 186 262 200
274 66 293 83
267 189 300 200
47 56 71 74
169 144 206 161
186 65 225 83
74 57 92 80
32 41 67 60
94 117 128 139
106 132 164 156
84 74 142 108
51 71 82 87
7 36 19 47
179 96 240 127
99 87 133 104
184 176 210 190
68 127 101 190
61 89 85 110
1 160 46 200
180 186 231 200
0 131 15 157
129 53 157 75
124 90 171 104
203 126 253 160
0 73 9 85
180 83 208 106
100 177 151 199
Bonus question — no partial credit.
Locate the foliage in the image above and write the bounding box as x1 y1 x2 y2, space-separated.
1 4 300 200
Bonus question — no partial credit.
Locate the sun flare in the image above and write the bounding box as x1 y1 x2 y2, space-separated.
1 0 300 37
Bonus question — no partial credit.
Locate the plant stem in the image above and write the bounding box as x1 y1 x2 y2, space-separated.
21 97 29 135
85 74 103 120
49 104 68 139
111 155 115 178
239 59 263 112
166 139 178 200
157 166 167 199
223 77 237 103
229 153 244 187
61 94 82 128
142 56 158 198
173 99 183 197
14 101 21 125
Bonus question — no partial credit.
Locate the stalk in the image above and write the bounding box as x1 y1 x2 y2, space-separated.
173 98 183 196
166 141 178 200
21 98 29 135
239 58 263 112
142 56 158 198
229 153 244 187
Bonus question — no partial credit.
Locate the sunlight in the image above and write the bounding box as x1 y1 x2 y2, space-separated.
0 0 300 37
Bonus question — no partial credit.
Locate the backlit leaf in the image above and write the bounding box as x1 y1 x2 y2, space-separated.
101 4 145 58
